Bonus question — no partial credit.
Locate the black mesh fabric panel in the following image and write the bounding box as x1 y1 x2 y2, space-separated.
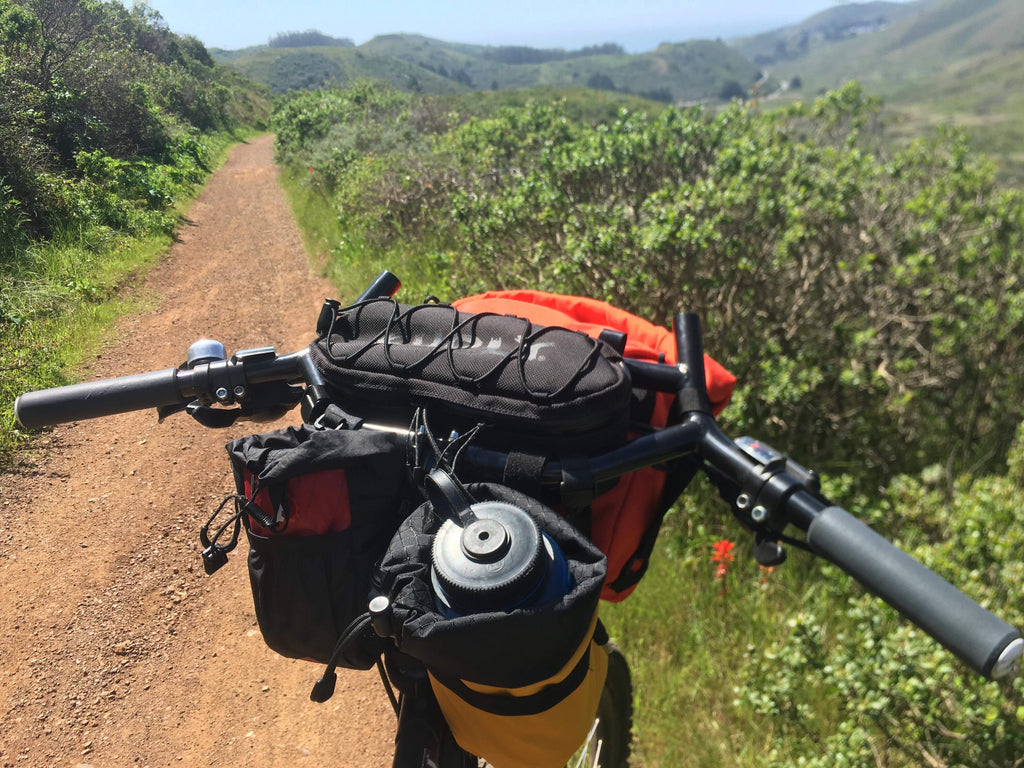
309 300 632 452
374 482 607 689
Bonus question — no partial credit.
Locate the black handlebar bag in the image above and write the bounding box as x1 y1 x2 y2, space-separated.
373 482 608 768
309 298 632 455
225 425 413 665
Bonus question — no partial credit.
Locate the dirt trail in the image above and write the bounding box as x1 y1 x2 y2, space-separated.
0 135 394 768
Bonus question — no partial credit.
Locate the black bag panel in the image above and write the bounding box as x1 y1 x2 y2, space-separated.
310 300 632 450
246 527 368 663
377 483 607 689
227 424 407 492
319 301 623 396
228 425 415 666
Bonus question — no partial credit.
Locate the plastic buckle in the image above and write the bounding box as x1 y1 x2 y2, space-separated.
201 544 230 575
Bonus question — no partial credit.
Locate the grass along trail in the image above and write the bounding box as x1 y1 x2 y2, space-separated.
0 134 394 768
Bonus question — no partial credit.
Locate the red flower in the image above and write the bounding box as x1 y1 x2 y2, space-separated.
712 539 735 581
711 539 735 562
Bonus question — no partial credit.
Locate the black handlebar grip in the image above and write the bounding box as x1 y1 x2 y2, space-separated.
807 505 1022 679
14 368 184 429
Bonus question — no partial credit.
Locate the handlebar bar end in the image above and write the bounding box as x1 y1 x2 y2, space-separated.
992 636 1023 680
807 505 1022 680
13 394 26 430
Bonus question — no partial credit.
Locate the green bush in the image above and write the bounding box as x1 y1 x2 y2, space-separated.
0 0 268 458
0 0 267 241
73 137 209 234
275 82 1024 484
272 80 1024 766
736 424 1024 767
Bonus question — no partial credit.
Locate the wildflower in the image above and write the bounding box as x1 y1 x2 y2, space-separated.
711 539 735 581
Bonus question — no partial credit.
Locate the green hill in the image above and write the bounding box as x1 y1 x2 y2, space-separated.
751 0 1023 92
730 1 927 66
209 44 465 93
732 0 1024 183
212 34 763 103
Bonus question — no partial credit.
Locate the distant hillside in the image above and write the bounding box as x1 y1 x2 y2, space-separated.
212 34 763 102
210 44 465 94
732 0 1024 183
753 0 1023 92
730 1 927 66
268 30 354 48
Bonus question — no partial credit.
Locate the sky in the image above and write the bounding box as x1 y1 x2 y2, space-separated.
133 0 910 53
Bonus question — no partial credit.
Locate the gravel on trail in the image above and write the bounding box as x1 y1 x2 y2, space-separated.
0 135 395 768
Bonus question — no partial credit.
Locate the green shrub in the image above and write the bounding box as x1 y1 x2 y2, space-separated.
0 0 267 459
282 82 1024 483
273 80 1024 766
73 146 202 234
736 425 1024 767
0 0 266 241
0 182 28 259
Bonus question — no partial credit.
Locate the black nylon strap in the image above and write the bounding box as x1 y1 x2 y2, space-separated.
431 641 593 717
676 387 711 416
502 451 547 497
593 618 609 646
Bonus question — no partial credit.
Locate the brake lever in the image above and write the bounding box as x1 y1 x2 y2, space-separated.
186 401 241 428
166 379 305 428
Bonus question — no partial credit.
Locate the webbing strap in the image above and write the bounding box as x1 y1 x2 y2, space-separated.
430 642 593 718
502 451 547 498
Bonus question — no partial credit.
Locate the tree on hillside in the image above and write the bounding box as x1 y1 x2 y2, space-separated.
641 87 673 103
0 0 252 239
451 68 473 87
268 30 354 48
483 42 625 65
719 80 746 100
586 73 616 91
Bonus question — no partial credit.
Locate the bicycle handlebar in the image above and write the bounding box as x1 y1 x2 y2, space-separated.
12 278 1022 682
805 503 1023 679
637 406 1024 681
14 350 310 430
14 368 184 428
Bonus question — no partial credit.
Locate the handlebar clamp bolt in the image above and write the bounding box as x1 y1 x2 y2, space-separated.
736 493 751 510
751 505 768 523
233 385 246 398
215 387 229 402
